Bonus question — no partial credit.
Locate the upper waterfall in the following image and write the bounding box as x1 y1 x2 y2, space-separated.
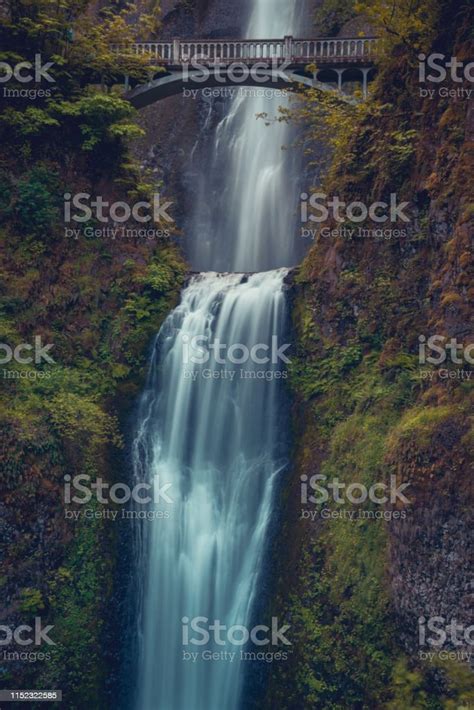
186 0 307 273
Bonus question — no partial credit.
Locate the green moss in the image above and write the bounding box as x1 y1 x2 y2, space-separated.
38 510 110 708
388 404 459 448
277 292 471 707
289 341 363 399
282 387 398 706
18 588 45 613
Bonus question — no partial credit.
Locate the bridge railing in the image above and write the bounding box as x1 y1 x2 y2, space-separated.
111 36 379 64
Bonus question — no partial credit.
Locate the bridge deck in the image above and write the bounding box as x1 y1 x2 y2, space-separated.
112 36 379 66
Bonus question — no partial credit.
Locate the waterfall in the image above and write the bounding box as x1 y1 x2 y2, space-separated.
187 1 305 273
133 1 303 708
133 272 289 709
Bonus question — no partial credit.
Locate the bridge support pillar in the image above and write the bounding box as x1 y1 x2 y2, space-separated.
334 68 344 93
360 68 370 99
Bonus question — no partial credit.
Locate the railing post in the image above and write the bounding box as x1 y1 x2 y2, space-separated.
173 38 180 63
284 35 293 59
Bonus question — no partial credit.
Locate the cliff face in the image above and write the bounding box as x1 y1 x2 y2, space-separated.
262 1 473 707
159 0 251 37
132 0 252 264
0 160 186 704
0 4 187 702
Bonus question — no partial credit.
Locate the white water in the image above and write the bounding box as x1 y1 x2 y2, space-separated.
133 272 288 709
134 1 302 708
188 0 304 272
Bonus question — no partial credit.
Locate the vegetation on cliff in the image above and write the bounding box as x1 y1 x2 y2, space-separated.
0 1 186 704
266 0 473 707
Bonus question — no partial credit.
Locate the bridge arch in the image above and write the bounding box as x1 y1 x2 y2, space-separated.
114 36 378 108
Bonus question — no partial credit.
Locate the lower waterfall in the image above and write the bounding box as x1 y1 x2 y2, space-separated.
133 270 290 710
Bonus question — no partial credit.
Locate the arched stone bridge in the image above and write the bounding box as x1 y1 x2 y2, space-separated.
113 36 379 108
